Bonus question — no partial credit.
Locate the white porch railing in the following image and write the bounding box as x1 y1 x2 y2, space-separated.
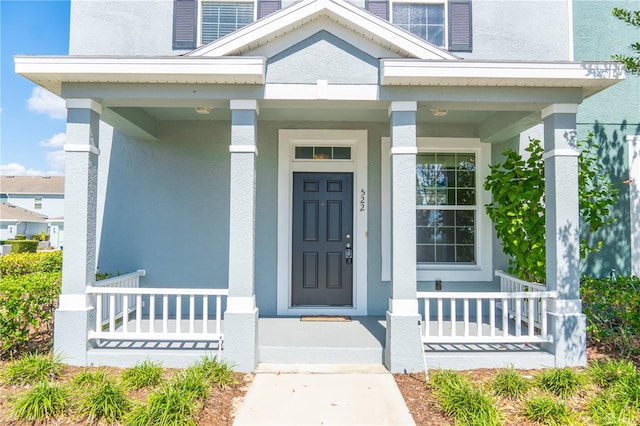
87 280 228 353
417 287 557 345
93 270 146 326
495 270 547 330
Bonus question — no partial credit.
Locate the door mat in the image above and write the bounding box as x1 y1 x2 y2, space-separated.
300 315 352 322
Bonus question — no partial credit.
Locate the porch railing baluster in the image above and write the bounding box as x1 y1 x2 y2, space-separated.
463 298 469 337
476 299 482 337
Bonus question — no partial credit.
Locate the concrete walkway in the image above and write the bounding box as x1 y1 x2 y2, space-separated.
233 364 416 426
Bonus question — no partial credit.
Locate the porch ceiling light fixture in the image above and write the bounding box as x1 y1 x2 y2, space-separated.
430 109 448 117
195 106 212 115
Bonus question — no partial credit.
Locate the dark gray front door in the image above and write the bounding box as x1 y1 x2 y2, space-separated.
292 172 353 306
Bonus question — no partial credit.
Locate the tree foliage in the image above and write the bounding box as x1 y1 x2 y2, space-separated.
484 137 619 283
612 8 640 74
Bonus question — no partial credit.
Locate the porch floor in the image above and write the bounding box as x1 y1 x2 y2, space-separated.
85 316 556 369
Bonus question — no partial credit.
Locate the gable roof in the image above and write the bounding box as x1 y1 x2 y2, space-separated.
187 0 459 60
1 176 65 195
0 203 48 223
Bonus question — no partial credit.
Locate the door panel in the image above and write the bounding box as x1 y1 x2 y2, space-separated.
292 172 353 306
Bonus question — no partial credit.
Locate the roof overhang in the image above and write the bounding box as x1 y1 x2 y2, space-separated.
381 60 625 98
14 56 266 96
16 55 624 102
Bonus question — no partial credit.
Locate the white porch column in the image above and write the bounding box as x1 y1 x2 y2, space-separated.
541 104 586 367
384 101 424 373
628 135 640 277
54 99 101 366
224 99 259 372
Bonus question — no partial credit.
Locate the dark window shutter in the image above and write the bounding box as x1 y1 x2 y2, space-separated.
258 0 281 19
173 0 197 49
366 0 388 20
449 0 472 52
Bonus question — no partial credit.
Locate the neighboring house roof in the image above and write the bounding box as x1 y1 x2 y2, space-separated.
0 203 48 223
186 0 459 60
1 175 64 195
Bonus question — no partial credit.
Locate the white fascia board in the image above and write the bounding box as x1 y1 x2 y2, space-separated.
15 56 266 96
189 0 457 60
381 60 625 91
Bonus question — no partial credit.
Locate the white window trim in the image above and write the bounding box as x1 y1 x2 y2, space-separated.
389 0 448 49
381 137 492 282
628 135 640 277
197 0 258 46
277 129 368 316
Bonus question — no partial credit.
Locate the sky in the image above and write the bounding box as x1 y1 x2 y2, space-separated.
1 0 71 176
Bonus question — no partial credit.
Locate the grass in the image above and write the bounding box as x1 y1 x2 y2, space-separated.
588 392 638 426
523 394 571 425
126 382 200 426
121 359 164 389
72 368 109 388
588 359 638 388
2 352 63 385
430 369 501 426
536 367 584 398
11 381 68 421
80 380 131 422
190 355 237 388
491 367 530 399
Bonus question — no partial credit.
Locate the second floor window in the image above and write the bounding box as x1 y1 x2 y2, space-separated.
201 2 254 44
392 3 444 46
34 196 43 210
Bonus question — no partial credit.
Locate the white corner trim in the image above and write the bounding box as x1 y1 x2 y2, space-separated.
541 104 579 119
64 144 100 155
390 147 418 155
316 79 328 99
229 145 258 155
542 149 579 159
66 98 102 114
230 99 259 113
567 0 574 61
389 101 418 115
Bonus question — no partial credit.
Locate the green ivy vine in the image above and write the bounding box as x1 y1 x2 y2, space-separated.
483 136 619 283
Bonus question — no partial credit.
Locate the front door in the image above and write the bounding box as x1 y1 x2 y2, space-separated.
291 172 353 306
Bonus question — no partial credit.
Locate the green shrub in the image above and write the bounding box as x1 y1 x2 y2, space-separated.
588 391 638 426
72 369 109 388
33 231 49 242
121 360 164 389
4 239 39 253
588 359 638 389
492 367 530 399
523 394 571 425
80 380 131 423
14 234 27 240
11 381 68 421
581 275 640 356
2 352 63 385
125 382 200 426
536 368 584 398
0 272 62 357
0 250 63 276
430 370 501 426
189 355 236 388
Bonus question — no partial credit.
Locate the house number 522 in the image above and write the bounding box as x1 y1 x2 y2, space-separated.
360 189 366 212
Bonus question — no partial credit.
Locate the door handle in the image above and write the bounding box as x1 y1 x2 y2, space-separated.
345 243 353 264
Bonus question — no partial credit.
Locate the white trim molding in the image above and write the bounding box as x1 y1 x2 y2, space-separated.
64 144 100 155
277 129 368 316
66 98 102 114
390 147 419 155
229 145 258 155
628 135 640 277
541 103 579 119
389 101 418 114
381 137 493 282
230 99 259 112
543 149 579 160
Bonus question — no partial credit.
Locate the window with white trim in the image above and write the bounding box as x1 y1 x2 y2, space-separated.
34 196 43 210
392 2 445 47
416 152 475 263
380 138 491 282
200 1 254 44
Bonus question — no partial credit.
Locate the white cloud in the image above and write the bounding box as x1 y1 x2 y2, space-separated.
0 163 50 176
39 132 67 148
27 87 66 119
45 150 65 174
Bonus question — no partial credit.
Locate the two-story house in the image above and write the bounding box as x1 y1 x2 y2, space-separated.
15 0 629 372
0 175 65 247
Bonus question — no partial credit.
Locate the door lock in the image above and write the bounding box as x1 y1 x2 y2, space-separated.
345 243 353 264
